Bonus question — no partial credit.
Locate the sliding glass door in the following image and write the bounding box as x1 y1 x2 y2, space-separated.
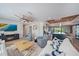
52 26 65 34
50 26 73 34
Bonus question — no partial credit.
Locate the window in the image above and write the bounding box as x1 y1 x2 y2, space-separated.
51 26 65 34
75 24 79 40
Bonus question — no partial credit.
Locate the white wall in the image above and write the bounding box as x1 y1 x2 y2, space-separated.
25 21 44 38
31 21 44 37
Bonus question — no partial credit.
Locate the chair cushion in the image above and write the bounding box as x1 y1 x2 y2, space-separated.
37 37 47 48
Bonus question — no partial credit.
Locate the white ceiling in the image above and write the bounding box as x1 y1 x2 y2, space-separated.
0 3 79 21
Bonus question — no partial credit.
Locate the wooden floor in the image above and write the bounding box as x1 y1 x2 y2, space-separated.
5 39 24 47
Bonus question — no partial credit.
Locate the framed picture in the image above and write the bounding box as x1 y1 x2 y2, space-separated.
0 23 17 31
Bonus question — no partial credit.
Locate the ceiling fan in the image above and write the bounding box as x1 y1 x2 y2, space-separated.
15 12 34 23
